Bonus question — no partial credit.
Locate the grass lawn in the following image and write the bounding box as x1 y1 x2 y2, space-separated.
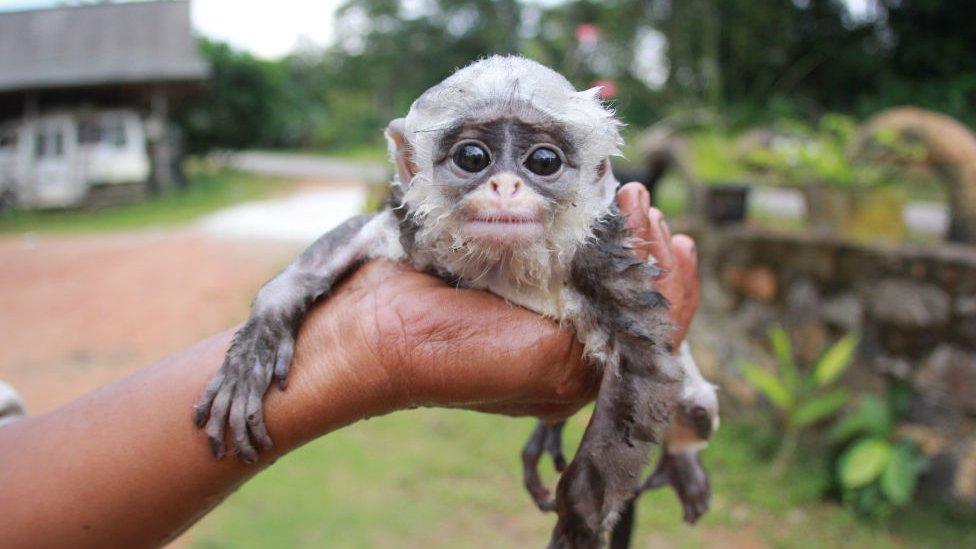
0 165 296 234
185 409 974 548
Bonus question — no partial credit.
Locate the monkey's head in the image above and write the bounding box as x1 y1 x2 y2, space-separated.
386 55 623 285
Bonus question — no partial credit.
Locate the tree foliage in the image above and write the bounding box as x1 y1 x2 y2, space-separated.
176 0 976 153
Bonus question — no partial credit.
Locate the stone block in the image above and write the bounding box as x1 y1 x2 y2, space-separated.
869 279 950 329
822 293 864 330
914 344 976 414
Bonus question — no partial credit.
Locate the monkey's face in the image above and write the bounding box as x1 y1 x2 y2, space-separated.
430 115 580 250
389 56 622 284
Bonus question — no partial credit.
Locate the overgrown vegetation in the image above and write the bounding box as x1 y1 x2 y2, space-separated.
175 1 976 155
0 166 295 234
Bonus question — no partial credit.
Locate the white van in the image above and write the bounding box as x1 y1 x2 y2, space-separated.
0 109 152 209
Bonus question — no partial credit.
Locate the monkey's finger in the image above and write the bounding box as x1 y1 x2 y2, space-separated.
246 381 273 451
229 383 258 464
647 207 675 272
639 465 671 492
273 337 295 390
694 493 710 523
522 424 556 512
684 489 709 524
617 182 653 260
193 370 225 427
543 421 568 472
683 499 698 524
204 381 235 459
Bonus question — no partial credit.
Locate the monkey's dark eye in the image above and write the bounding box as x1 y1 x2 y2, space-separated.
525 147 562 176
453 143 490 173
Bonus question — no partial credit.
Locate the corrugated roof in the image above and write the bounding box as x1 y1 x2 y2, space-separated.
0 0 208 93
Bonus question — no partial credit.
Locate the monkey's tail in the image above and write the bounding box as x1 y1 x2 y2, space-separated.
608 499 637 549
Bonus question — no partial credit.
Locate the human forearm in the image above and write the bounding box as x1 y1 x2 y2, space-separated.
0 316 386 548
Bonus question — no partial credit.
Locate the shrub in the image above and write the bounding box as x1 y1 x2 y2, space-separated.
740 325 859 472
829 390 927 521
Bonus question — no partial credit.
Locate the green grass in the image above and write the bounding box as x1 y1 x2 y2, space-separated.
0 165 296 234
312 144 388 163
185 410 974 548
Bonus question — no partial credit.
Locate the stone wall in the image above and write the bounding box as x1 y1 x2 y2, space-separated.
688 225 976 506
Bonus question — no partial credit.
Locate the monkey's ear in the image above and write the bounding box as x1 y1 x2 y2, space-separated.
596 158 619 205
385 118 418 185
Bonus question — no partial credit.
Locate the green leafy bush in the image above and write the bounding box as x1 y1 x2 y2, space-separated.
830 392 927 520
740 115 921 190
740 325 859 472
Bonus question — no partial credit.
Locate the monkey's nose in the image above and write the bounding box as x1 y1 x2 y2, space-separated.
489 174 522 198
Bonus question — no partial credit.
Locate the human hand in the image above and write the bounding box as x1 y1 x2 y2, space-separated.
293 183 701 425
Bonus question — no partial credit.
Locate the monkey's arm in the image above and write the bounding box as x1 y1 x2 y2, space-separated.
549 211 682 548
193 211 403 462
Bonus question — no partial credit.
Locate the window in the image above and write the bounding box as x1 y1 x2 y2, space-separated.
78 120 101 144
102 118 126 148
53 131 64 157
0 131 15 149
35 132 47 158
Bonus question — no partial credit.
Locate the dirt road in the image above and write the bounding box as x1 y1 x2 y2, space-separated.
0 179 364 414
0 230 298 414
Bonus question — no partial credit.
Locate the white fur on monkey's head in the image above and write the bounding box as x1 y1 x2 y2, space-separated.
387 55 624 187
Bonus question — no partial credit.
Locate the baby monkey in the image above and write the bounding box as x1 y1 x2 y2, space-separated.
194 56 718 547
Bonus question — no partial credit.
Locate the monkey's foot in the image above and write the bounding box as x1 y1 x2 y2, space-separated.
521 420 567 512
638 449 710 524
192 316 295 463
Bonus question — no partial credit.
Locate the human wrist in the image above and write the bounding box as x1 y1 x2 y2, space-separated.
261 302 402 451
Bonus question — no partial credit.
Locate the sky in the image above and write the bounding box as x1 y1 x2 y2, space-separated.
0 0 876 60
0 0 343 58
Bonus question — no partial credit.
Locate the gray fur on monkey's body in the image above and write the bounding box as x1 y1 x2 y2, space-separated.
194 56 717 547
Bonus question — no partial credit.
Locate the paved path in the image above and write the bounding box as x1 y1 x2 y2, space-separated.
197 184 366 243
219 151 951 236
219 150 388 182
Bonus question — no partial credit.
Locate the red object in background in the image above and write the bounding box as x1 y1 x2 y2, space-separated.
593 79 617 100
575 23 599 45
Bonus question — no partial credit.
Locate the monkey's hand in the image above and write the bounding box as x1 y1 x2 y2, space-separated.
639 447 710 524
637 390 718 525
192 314 294 462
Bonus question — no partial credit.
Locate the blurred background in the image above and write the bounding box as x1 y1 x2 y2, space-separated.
1 0 975 547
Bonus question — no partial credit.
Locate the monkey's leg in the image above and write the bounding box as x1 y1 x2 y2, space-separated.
193 211 401 462
548 346 678 548
608 345 720 547
521 420 567 511
549 212 681 548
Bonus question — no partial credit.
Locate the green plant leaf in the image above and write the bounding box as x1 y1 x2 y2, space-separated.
769 325 798 391
741 362 793 410
814 333 859 387
829 396 892 442
839 437 892 489
880 444 920 506
792 388 848 427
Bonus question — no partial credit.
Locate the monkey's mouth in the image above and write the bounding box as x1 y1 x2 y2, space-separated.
462 213 545 243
